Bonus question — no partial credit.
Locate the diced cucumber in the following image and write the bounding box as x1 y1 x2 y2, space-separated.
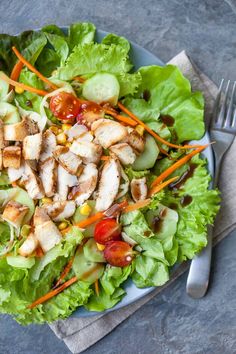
0 102 20 124
0 71 9 101
72 247 104 283
82 73 120 105
7 255 35 269
83 238 105 263
132 134 159 170
73 201 96 237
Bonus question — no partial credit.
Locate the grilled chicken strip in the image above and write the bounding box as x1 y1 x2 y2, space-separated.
55 165 78 201
39 157 57 197
109 143 136 165
23 132 42 160
0 119 4 149
53 146 82 175
7 164 25 183
4 117 38 141
2 200 29 228
39 130 57 162
91 119 127 148
43 200 76 222
21 164 45 199
70 141 102 164
69 163 98 206
3 146 21 169
95 158 121 211
130 177 148 202
34 207 62 253
122 128 145 154
18 233 38 257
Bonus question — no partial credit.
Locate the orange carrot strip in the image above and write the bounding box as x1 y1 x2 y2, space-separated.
94 279 100 296
148 176 180 197
28 276 78 309
53 256 75 288
104 108 137 127
118 102 204 150
73 76 86 83
123 199 151 213
101 155 110 161
77 212 104 229
12 46 58 90
0 73 48 96
10 60 24 81
151 145 207 188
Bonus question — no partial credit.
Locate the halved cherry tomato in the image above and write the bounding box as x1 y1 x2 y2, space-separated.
50 92 81 120
104 241 134 267
94 218 121 245
77 101 104 127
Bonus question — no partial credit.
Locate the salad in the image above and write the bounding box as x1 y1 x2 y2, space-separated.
0 22 220 324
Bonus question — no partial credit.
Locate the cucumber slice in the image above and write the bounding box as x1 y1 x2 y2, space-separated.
132 134 159 170
82 73 120 105
7 255 35 269
73 201 96 237
0 71 9 101
83 238 105 263
72 247 104 283
0 102 20 124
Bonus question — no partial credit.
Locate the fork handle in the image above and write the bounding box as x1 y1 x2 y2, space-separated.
186 155 221 298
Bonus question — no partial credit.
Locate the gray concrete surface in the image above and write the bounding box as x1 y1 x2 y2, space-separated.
0 0 236 353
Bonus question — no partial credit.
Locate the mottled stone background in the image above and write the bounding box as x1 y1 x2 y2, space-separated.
0 0 236 353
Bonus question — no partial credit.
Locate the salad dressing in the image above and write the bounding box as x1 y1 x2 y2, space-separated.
180 195 193 207
160 114 175 127
169 163 197 191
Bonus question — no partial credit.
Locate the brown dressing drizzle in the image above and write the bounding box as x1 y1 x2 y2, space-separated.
152 216 163 233
142 89 151 101
160 114 175 127
169 163 197 191
180 195 193 207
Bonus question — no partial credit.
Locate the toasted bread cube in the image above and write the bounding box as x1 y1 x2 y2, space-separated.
2 200 29 228
3 146 21 169
23 133 42 160
4 117 38 141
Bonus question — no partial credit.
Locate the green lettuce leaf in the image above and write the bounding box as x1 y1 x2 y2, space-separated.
102 33 130 53
100 265 132 295
123 65 205 143
85 286 126 312
68 22 96 49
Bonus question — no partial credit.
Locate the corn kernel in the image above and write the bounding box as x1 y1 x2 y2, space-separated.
96 243 105 251
56 132 67 145
58 221 68 230
15 86 24 94
42 197 52 205
135 125 145 136
65 142 72 148
49 126 60 135
80 203 92 216
62 123 72 131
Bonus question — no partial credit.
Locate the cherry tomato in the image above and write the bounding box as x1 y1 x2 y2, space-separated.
94 218 121 245
50 92 81 120
77 101 104 127
104 241 134 267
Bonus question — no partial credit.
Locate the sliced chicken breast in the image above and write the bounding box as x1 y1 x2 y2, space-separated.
4 117 38 141
23 132 42 160
91 119 127 148
95 158 121 211
70 141 102 164
2 200 29 228
3 146 21 169
130 177 148 202
34 207 50 226
109 143 136 165
43 201 76 222
122 128 145 154
53 146 82 175
66 124 88 140
55 165 78 201
39 130 57 162
21 164 45 199
7 164 25 183
0 119 4 149
39 157 57 197
18 233 38 257
69 163 98 206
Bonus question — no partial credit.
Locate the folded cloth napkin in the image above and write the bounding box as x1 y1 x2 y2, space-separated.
50 50 236 354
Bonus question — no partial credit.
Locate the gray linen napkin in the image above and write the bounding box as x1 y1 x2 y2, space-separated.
49 50 236 353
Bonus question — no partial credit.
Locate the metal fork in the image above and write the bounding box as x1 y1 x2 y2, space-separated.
186 79 236 298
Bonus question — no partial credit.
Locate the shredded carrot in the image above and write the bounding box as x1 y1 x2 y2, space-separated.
101 155 110 161
123 199 151 213
104 108 137 127
28 276 78 309
117 102 204 150
148 176 180 197
151 145 208 188
73 76 86 83
53 256 75 288
12 46 58 90
11 181 18 187
0 73 48 96
10 60 24 82
94 279 100 296
35 246 44 258
77 212 104 229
